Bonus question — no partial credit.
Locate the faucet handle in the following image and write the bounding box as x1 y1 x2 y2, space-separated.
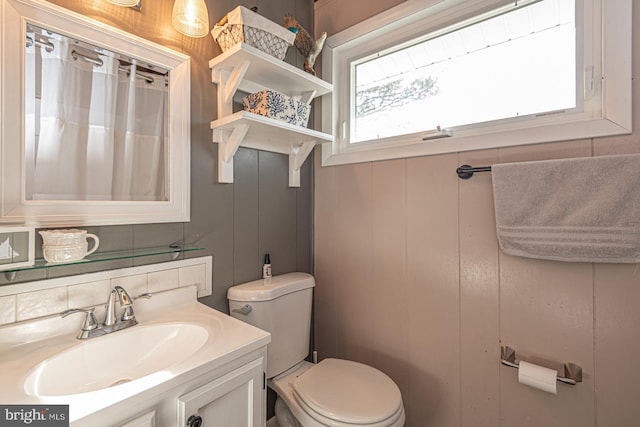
121 292 152 322
60 307 99 331
121 305 135 321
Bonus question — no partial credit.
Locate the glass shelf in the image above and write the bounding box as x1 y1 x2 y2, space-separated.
2 244 204 277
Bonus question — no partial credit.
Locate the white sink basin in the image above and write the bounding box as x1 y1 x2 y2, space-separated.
24 322 209 396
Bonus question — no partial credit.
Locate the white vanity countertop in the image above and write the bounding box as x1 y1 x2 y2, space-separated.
0 286 271 423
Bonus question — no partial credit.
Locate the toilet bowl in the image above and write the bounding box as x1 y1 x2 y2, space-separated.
270 360 405 427
227 273 406 427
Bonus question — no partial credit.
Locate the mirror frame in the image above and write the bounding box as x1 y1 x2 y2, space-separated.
1 0 191 226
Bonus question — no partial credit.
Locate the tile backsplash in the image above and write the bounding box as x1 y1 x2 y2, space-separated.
0 256 212 326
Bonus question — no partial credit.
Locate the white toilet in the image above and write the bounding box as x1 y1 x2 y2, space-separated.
228 272 406 427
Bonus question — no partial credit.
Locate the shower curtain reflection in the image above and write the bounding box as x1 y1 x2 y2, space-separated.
25 28 167 202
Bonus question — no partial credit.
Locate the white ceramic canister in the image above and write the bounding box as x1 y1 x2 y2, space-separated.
39 229 100 263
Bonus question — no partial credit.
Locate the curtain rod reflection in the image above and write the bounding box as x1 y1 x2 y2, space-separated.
26 36 159 84
71 49 103 67
26 36 53 52
71 50 155 84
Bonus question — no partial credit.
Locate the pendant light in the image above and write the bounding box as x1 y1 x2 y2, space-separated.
106 0 141 8
172 0 210 38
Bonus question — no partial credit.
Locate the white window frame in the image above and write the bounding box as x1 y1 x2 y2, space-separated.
320 0 632 166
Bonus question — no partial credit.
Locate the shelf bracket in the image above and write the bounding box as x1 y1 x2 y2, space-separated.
300 90 317 105
212 60 250 116
215 124 249 183
289 141 315 187
224 60 250 104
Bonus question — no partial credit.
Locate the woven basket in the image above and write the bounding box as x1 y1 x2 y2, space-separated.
214 24 291 60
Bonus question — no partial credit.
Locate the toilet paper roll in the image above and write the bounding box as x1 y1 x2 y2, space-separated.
518 361 557 394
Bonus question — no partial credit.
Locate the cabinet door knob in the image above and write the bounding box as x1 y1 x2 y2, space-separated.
187 415 202 427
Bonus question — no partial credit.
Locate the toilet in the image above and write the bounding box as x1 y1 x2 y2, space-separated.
227 272 406 427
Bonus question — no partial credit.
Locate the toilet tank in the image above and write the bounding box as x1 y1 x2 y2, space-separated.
227 272 314 378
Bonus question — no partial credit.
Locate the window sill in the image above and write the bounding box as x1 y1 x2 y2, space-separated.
321 116 632 166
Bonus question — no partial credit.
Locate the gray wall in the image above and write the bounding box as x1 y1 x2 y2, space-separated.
2 0 315 313
187 0 315 312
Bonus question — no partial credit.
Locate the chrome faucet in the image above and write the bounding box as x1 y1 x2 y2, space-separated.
61 286 151 340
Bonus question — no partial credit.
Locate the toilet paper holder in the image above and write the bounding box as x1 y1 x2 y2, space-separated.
500 345 583 385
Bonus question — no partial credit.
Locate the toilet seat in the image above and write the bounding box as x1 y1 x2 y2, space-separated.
291 358 404 426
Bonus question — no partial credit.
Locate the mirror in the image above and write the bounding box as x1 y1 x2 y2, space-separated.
1 0 191 226
25 24 170 202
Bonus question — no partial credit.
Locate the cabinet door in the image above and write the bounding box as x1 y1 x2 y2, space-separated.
120 411 155 427
177 358 265 427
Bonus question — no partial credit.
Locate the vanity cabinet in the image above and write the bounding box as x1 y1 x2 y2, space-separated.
104 352 267 427
119 411 156 427
209 42 333 187
178 357 265 426
107 352 267 427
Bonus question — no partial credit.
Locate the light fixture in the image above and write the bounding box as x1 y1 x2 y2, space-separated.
171 0 210 38
106 0 141 8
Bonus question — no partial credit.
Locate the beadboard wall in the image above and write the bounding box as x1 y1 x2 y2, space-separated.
314 1 640 426
0 257 211 326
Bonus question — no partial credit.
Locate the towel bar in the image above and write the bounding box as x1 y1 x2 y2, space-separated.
500 346 582 385
456 165 492 179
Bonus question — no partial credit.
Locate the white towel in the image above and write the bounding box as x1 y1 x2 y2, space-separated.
492 154 640 263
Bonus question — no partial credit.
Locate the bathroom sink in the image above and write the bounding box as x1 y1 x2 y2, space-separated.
23 322 209 397
0 285 270 424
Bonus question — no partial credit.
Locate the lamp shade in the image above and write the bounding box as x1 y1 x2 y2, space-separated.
172 0 210 38
106 0 140 7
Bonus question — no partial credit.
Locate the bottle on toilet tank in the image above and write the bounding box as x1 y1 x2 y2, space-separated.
262 253 272 279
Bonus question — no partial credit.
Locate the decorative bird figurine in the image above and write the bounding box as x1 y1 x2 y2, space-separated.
283 14 327 76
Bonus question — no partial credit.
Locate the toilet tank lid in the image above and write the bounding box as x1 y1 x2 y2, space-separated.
227 272 315 302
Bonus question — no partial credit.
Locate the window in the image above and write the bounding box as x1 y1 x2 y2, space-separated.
352 0 575 142
321 0 631 166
